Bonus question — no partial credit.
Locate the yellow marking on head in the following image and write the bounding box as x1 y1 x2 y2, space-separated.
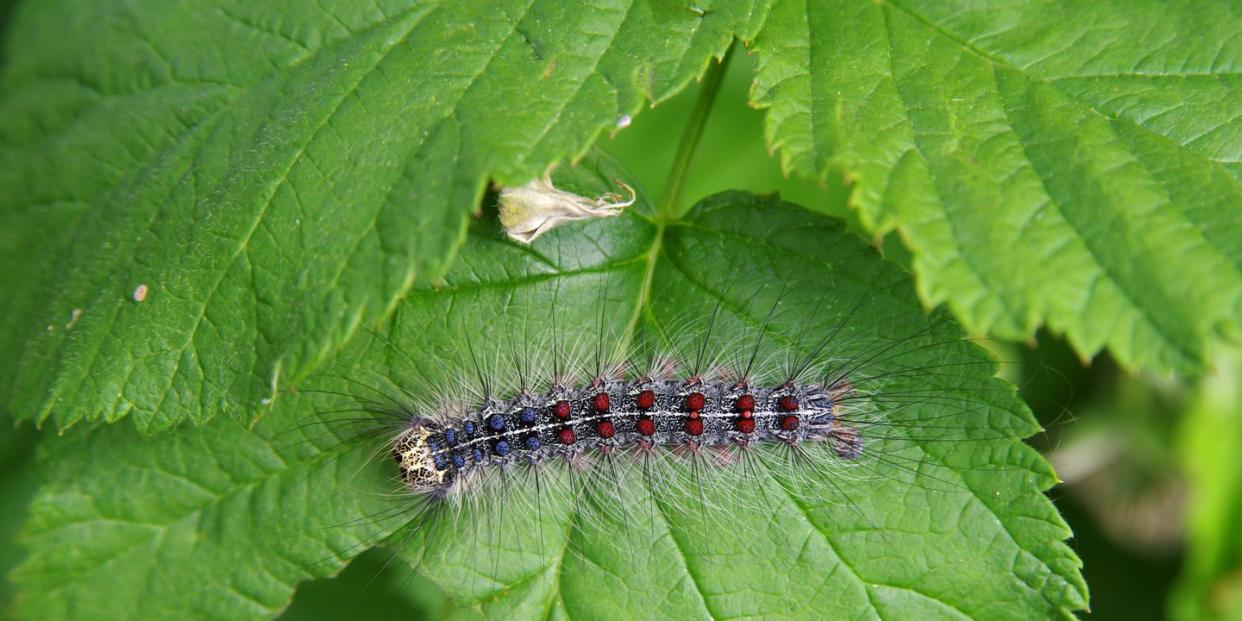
393 426 446 492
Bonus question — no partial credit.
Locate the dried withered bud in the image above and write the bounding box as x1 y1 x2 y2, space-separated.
498 176 635 243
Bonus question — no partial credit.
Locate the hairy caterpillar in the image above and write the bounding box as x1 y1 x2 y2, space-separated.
392 318 867 499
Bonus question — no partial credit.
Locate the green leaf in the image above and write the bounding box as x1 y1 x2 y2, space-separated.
749 0 1242 374
14 159 1084 618
0 0 768 433
10 403 399 620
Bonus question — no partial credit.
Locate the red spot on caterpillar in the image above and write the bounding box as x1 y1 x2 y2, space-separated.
734 394 755 411
687 410 700 419
635 390 655 410
684 392 705 411
735 418 755 434
596 420 616 438
636 417 655 436
558 427 576 445
554 400 572 419
592 393 610 412
685 418 703 436
739 409 753 419
778 396 799 412
780 415 800 431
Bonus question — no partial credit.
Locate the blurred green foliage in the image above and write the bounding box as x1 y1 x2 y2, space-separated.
1175 349 1242 621
607 52 849 223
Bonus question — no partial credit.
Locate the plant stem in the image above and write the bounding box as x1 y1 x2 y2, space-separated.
656 42 734 220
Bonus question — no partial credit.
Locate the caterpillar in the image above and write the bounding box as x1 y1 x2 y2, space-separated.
392 331 866 499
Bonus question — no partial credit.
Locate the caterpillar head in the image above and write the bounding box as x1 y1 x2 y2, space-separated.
392 423 449 493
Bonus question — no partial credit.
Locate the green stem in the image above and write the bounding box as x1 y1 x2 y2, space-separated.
656 42 734 220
